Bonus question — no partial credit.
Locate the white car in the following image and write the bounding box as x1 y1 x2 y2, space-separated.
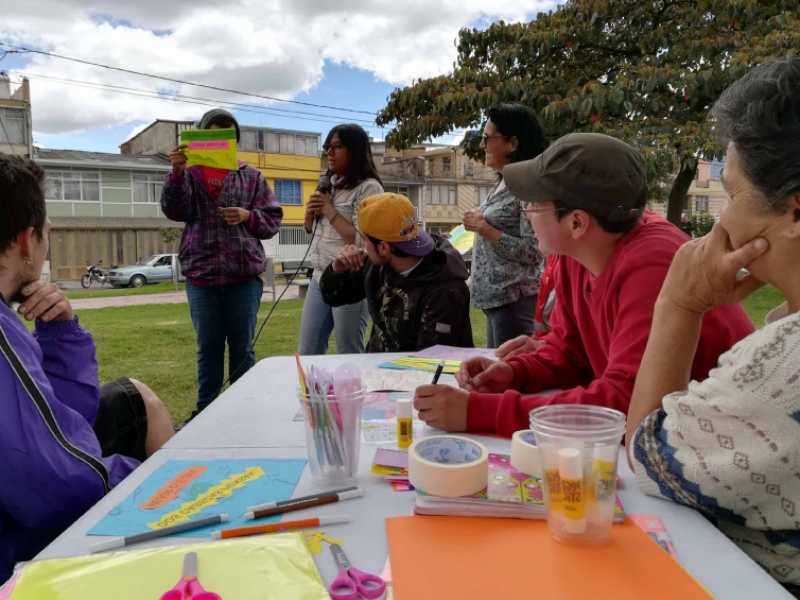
107 254 180 288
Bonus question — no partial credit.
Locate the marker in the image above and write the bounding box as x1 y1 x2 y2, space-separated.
245 487 364 520
89 514 229 553
431 359 446 385
211 515 349 540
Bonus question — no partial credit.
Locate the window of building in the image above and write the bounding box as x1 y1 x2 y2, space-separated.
237 130 320 156
475 185 493 206
275 180 302 205
45 171 101 202
426 184 456 205
132 173 164 203
238 129 259 152
384 185 410 197
695 195 710 213
0 108 24 145
297 136 319 156
442 156 452 171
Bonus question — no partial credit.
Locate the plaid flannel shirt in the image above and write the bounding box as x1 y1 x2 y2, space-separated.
161 162 282 285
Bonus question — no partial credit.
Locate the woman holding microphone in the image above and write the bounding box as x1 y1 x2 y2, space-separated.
462 103 547 348
299 124 383 355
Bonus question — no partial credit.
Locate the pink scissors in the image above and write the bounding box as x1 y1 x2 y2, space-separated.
160 552 221 600
329 545 386 600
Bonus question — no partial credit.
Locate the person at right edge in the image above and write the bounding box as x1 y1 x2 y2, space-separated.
462 103 547 348
299 124 383 355
413 133 754 435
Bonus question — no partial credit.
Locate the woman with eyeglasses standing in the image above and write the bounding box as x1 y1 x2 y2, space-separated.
299 124 384 355
462 103 548 348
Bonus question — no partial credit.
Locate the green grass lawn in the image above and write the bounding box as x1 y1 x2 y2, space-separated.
40 286 784 425
66 281 186 300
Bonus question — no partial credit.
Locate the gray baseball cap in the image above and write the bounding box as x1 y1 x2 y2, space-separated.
503 133 648 223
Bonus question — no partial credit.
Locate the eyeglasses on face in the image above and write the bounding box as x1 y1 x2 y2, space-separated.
323 142 346 154
481 134 508 144
521 203 566 215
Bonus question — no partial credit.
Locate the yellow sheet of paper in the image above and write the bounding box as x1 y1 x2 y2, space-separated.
181 128 238 171
9 534 328 600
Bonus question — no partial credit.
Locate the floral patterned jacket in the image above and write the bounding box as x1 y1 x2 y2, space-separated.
470 184 543 309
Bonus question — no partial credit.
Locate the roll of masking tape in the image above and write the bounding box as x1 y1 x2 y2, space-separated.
408 436 489 497
510 430 542 479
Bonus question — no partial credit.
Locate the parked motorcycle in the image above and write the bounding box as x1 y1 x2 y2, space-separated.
81 261 118 289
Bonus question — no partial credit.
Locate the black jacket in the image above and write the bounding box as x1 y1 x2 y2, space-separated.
320 236 474 352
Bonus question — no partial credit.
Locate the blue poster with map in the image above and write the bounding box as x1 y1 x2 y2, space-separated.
88 459 307 538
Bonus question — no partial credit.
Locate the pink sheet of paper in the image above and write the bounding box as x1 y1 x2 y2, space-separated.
412 345 498 361
374 448 410 469
0 571 19 599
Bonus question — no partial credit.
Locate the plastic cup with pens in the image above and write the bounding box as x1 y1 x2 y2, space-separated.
529 405 626 547
296 362 368 486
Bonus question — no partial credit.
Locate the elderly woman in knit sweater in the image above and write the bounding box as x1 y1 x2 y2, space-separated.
627 55 800 590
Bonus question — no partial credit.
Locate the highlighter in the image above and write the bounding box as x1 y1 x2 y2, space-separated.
559 448 587 534
397 398 413 449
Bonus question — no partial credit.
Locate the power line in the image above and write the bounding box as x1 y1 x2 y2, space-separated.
0 42 471 140
11 71 379 126
0 42 377 116
10 72 372 127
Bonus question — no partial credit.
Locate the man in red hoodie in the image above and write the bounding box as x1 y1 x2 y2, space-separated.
414 133 754 437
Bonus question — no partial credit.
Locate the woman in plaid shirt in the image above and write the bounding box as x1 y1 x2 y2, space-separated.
161 109 282 427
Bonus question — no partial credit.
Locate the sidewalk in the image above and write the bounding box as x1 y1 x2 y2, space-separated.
69 284 302 310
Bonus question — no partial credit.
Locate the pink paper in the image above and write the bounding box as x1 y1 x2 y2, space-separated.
413 345 498 361
188 140 230 150
374 448 409 469
0 571 20 599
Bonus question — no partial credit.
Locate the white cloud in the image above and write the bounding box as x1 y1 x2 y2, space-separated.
0 0 554 136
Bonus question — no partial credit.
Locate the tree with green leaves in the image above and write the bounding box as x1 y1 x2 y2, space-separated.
377 0 799 223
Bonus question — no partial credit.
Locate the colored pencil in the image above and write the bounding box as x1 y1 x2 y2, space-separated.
210 515 349 540
89 514 229 553
245 487 364 520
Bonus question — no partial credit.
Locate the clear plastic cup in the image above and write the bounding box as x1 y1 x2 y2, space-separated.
529 405 626 546
298 388 365 486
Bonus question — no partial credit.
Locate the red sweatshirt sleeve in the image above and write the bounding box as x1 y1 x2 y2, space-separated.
467 256 669 437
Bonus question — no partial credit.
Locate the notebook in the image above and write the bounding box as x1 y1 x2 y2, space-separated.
414 453 626 521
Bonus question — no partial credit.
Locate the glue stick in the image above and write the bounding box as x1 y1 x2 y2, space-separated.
558 448 586 534
397 398 413 449
587 444 618 525
542 453 563 515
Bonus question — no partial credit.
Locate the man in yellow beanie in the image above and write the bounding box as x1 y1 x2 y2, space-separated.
319 193 473 352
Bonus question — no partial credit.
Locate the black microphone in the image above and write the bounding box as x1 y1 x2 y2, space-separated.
315 175 332 221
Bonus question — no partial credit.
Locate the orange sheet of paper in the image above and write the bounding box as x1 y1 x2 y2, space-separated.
386 516 713 600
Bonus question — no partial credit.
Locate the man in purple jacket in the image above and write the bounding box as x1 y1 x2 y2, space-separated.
0 155 175 583
162 109 283 428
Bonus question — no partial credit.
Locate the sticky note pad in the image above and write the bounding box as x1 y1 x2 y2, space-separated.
386 516 713 599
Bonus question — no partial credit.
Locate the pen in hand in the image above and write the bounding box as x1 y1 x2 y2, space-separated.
431 359 446 385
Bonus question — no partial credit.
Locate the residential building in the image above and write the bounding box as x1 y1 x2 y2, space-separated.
421 147 496 235
0 73 33 157
360 140 496 235
34 149 176 279
649 159 727 219
121 121 321 228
